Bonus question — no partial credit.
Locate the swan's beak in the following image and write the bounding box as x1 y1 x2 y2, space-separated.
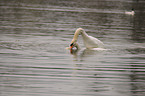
70 43 74 49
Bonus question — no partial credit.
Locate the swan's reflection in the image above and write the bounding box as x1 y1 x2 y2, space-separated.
70 48 107 61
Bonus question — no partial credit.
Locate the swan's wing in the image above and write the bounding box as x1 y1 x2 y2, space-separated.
83 36 104 48
89 36 104 48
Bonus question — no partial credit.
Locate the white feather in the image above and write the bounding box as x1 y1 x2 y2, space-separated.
70 28 104 49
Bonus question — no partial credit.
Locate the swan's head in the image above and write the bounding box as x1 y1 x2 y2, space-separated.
70 40 78 49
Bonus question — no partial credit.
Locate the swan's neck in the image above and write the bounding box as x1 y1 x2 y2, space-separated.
73 30 80 41
73 30 88 41
81 31 89 39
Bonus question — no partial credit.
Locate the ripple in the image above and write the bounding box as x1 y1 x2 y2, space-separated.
1 0 145 96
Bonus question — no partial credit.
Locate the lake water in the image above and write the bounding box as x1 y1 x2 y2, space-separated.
0 0 145 96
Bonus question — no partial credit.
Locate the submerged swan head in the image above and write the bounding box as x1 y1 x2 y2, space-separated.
70 28 84 49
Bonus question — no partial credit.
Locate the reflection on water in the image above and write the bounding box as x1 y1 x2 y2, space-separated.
70 48 107 61
0 0 145 96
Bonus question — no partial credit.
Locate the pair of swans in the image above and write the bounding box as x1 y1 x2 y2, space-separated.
68 28 104 51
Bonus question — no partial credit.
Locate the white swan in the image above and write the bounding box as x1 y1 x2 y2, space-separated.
125 8 135 15
70 28 104 50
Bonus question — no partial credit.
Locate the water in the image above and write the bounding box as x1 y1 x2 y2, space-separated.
0 0 145 96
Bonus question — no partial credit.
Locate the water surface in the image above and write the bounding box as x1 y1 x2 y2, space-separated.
0 0 145 96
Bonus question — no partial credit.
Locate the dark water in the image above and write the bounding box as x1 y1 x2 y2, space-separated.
0 0 145 96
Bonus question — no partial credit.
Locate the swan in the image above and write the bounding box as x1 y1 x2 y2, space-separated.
69 28 104 50
125 8 135 15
